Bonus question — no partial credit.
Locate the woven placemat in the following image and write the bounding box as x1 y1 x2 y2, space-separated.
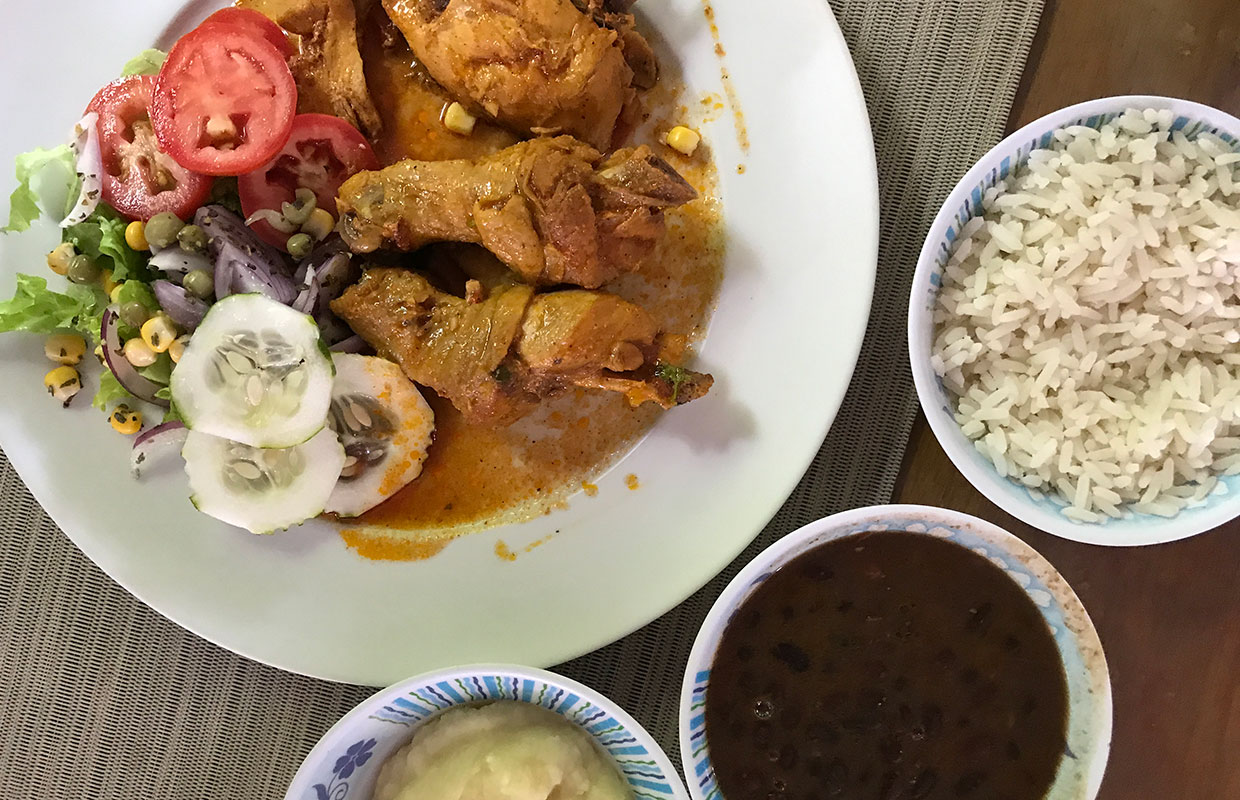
0 1 1043 796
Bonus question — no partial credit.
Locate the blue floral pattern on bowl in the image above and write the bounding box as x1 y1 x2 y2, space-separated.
909 95 1240 544
680 506 1112 800
289 666 687 800
311 738 375 800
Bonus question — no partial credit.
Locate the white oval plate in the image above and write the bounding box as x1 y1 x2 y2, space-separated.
0 0 877 685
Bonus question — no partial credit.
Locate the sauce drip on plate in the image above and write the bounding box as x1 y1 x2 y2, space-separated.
705 532 1069 800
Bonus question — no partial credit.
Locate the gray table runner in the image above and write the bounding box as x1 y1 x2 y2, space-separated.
0 1 1044 795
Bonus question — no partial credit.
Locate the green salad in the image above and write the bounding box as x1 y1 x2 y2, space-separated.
0 20 431 534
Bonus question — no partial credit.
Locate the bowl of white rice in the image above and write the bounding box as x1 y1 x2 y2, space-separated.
909 95 1240 546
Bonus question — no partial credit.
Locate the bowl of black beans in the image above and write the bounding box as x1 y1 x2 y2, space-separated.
679 504 1111 800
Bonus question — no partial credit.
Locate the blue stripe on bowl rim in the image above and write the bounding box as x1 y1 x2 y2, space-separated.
928 111 1237 280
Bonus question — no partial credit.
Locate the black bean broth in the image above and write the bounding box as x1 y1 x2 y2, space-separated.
704 531 1069 800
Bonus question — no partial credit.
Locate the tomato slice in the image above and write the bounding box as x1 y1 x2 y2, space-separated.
152 24 297 176
238 114 379 249
201 7 292 57
86 76 212 221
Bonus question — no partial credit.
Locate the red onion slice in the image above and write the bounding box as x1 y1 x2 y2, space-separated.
293 247 357 343
195 205 287 271
153 280 208 331
329 335 368 353
196 204 298 302
101 307 171 408
310 253 354 308
294 238 349 284
149 247 212 278
130 421 187 478
62 112 102 227
217 242 299 304
292 277 318 315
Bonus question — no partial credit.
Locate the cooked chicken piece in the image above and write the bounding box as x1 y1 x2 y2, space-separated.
517 291 655 375
335 267 534 422
240 0 383 138
336 136 696 288
359 4 519 163
516 291 711 405
331 268 712 425
570 0 657 89
419 243 522 295
587 0 637 10
382 0 635 150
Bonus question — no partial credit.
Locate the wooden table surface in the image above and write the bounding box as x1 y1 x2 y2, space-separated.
894 1 1240 797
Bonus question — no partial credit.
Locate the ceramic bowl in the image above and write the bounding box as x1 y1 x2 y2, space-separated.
287 664 688 800
679 505 1112 800
908 95 1240 546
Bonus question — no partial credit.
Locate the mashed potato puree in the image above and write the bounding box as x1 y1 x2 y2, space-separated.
373 701 634 800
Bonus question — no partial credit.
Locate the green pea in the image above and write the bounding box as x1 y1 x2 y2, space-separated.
281 187 318 226
286 233 313 260
144 212 185 249
176 224 208 253
67 254 100 284
120 301 150 328
183 269 215 300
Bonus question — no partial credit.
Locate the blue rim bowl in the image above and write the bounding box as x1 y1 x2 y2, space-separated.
908 95 1240 546
286 663 689 800
679 505 1112 800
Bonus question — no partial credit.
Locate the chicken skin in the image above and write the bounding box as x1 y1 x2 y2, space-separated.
335 136 697 288
331 267 712 425
381 0 637 149
358 3 520 163
240 0 383 138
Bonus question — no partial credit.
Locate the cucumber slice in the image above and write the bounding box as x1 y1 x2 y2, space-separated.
325 354 436 517
182 428 345 534
171 294 334 448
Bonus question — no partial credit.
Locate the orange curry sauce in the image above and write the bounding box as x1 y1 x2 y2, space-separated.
337 12 726 560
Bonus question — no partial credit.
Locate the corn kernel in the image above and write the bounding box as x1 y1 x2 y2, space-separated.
665 125 701 156
47 243 75 276
140 314 177 354
302 207 335 241
45 333 86 365
110 284 124 304
168 334 191 364
123 337 158 368
109 404 142 435
124 220 149 251
43 365 81 405
101 268 121 297
94 344 105 364
443 102 477 136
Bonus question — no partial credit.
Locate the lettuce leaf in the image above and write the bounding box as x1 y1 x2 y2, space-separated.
93 368 133 411
122 49 166 77
161 396 183 424
0 274 104 339
63 204 151 283
3 145 78 233
137 352 174 386
116 279 159 311
208 177 244 216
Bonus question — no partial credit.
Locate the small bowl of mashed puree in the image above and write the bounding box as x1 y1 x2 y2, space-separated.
286 664 686 800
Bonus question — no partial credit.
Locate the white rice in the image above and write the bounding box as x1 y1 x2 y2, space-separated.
932 108 1240 522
